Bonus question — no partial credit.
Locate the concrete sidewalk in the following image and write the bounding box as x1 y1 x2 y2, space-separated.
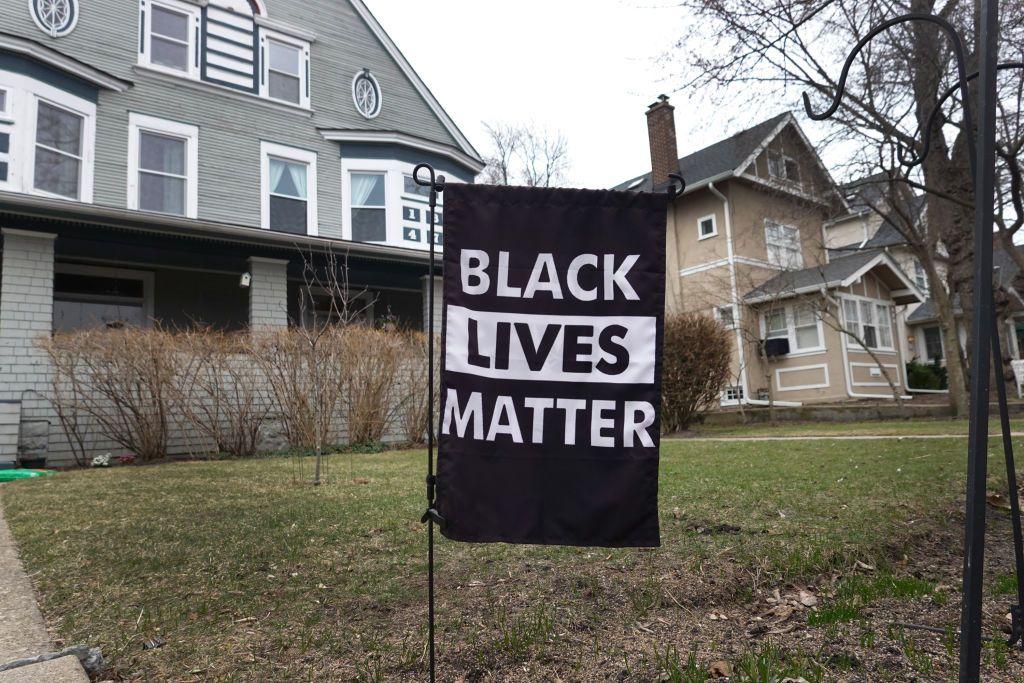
675 433 1024 442
0 494 87 682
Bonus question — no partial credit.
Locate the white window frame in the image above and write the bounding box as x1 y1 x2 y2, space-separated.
28 93 95 203
349 170 388 243
0 86 11 122
139 0 202 80
341 158 465 249
840 293 896 353
913 258 930 296
53 262 155 331
697 214 718 240
260 141 318 236
760 303 826 356
715 304 736 329
259 29 311 109
0 75 95 201
127 113 199 218
764 219 803 269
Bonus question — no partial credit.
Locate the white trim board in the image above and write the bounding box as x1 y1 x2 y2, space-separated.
775 363 830 392
849 362 901 387
320 129 484 174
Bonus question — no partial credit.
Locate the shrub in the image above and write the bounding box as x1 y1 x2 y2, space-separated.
248 326 349 451
40 328 182 461
340 326 405 445
398 331 439 445
173 329 271 458
660 312 732 432
906 359 948 391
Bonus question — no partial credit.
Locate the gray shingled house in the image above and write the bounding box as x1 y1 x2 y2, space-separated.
0 0 483 465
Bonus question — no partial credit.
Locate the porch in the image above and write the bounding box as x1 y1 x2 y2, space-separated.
0 200 442 467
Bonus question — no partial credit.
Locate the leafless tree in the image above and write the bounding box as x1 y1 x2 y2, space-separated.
478 122 571 187
667 0 1024 415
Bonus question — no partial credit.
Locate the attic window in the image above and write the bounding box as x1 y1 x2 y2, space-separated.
767 150 799 184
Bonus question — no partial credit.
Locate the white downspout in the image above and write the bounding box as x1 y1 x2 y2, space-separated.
708 181 751 402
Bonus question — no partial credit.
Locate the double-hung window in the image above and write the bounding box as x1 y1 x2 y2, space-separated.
765 220 802 268
0 76 95 201
260 32 311 108
923 326 944 361
792 304 822 350
765 309 788 340
764 305 822 353
350 172 387 242
842 297 894 351
33 100 85 200
128 114 198 218
261 142 318 235
140 0 200 78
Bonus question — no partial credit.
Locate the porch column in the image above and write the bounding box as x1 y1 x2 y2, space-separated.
247 257 289 331
421 274 442 334
0 229 56 466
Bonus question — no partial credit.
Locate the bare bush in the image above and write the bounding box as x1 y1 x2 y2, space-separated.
661 313 732 433
40 328 182 461
249 327 349 453
340 327 404 446
173 329 271 458
398 330 439 445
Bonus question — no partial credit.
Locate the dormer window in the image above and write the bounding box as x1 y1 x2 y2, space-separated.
260 32 311 109
767 149 799 184
139 0 200 79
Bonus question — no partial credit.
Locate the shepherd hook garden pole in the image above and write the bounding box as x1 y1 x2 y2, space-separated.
414 163 445 683
959 0 999 677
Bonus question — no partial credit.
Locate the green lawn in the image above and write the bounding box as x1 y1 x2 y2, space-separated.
688 417 1024 438
2 439 1022 681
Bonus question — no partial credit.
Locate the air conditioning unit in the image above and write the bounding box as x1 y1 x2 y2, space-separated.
763 338 790 358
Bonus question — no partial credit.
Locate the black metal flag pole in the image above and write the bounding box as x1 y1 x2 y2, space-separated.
960 0 999 676
414 163 445 683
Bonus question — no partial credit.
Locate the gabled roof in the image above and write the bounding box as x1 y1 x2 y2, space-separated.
744 250 925 305
347 0 482 166
613 113 791 193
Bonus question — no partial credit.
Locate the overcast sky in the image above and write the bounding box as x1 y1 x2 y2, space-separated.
363 0 708 189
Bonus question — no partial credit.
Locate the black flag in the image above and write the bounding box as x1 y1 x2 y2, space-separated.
436 184 667 548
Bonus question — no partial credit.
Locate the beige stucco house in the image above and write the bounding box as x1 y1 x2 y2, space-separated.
615 97 925 406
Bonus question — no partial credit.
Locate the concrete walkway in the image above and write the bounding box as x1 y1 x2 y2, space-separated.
676 433 1024 442
0 495 87 682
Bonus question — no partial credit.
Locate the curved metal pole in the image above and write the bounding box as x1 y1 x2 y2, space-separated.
802 12 977 178
667 172 687 199
413 162 445 683
801 10 1002 681
899 62 1024 168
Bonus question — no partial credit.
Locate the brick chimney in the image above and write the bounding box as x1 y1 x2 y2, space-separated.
646 95 678 188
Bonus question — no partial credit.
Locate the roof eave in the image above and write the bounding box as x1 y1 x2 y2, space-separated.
319 129 485 174
0 32 132 92
0 191 431 264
